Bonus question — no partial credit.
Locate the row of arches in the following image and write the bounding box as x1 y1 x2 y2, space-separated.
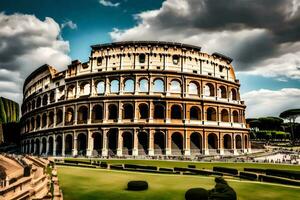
23 132 248 156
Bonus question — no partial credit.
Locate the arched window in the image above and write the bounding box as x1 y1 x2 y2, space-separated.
49 111 54 126
189 82 198 95
78 106 88 124
42 94 48 106
31 100 35 110
96 81 105 94
171 105 182 119
123 104 134 119
50 91 55 103
65 108 74 124
190 106 200 120
36 97 41 108
231 89 237 100
153 79 164 92
68 86 75 98
219 86 227 98
139 53 146 63
92 105 103 122
56 109 63 125
232 110 239 123
110 80 119 93
36 115 41 128
139 78 148 92
81 83 90 96
207 107 216 121
224 134 232 149
170 80 181 93
139 104 149 119
204 83 214 97
154 104 165 119
108 104 118 120
124 79 134 93
172 55 180 65
221 109 229 122
42 113 47 127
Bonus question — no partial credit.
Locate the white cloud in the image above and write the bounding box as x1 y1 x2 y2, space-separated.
61 20 77 30
99 0 120 7
0 13 71 104
242 88 300 120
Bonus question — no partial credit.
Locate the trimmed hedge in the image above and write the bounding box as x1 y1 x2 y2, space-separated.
127 181 148 191
124 164 157 171
174 167 223 176
265 169 300 180
185 188 208 200
110 164 124 170
259 175 300 186
239 172 258 180
244 168 266 174
159 167 174 172
100 162 108 168
213 167 238 175
188 165 196 168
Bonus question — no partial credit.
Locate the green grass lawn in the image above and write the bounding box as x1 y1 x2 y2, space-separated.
58 166 300 200
64 158 300 171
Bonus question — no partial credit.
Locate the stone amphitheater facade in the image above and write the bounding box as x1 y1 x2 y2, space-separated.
20 41 250 157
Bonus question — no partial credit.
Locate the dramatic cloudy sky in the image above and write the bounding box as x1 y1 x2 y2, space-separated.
0 0 299 119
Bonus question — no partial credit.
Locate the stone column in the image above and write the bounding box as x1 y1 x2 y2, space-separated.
46 137 49 156
88 103 92 124
134 101 138 122
132 129 138 156
203 132 209 155
86 131 93 157
74 104 78 125
102 129 108 156
53 107 57 128
118 102 122 123
165 130 171 156
166 102 171 123
39 140 42 155
148 129 154 156
149 101 153 123
53 137 57 156
219 134 224 155
184 130 190 156
62 133 65 156
72 135 78 156
233 134 238 155
117 129 122 156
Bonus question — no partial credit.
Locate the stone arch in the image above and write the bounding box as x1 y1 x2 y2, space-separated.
219 86 227 98
223 134 232 149
190 106 201 120
77 133 87 156
107 129 118 155
92 132 102 156
31 100 35 110
123 103 134 120
65 134 73 155
67 85 75 98
153 78 164 92
80 82 90 96
30 117 35 131
78 105 88 124
139 103 149 119
221 109 229 122
139 78 148 92
92 105 103 122
231 88 237 100
48 111 54 126
48 137 54 155
245 135 248 149
122 131 133 155
96 80 105 94
36 115 41 129
108 104 118 120
236 135 242 149
189 81 199 95
208 133 218 149
110 79 119 93
42 94 48 106
50 91 55 103
171 132 183 155
42 137 47 154
35 138 40 154
56 109 63 125
205 83 214 97
207 107 217 121
124 78 134 93
138 132 148 155
36 96 41 108
30 139 35 153
56 135 63 156
65 107 74 124
171 104 182 119
42 113 47 128
232 110 239 123
170 79 181 93
154 103 165 119
154 131 165 155
190 132 202 155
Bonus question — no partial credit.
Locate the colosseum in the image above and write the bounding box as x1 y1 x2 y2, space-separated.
20 41 251 157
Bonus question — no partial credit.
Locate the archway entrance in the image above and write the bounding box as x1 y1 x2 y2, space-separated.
56 136 62 156
122 132 133 155
65 134 73 155
77 133 87 156
190 132 202 155
48 137 53 155
208 133 218 149
92 132 102 156
223 134 232 150
154 132 165 155
171 132 183 155
138 132 148 155
108 129 118 156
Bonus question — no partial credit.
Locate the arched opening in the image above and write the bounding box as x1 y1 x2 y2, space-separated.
108 104 118 120
92 132 102 156
48 111 54 126
36 97 41 108
50 91 55 103
65 134 73 155
123 104 134 120
65 108 74 124
190 132 202 154
56 109 63 125
233 110 239 123
30 117 35 131
36 115 41 129
219 86 227 98
42 94 48 106
207 107 216 121
48 137 54 155
208 133 218 149
56 135 63 155
221 109 229 122
171 132 183 155
153 79 164 93
190 106 200 120
189 82 198 95
138 132 148 155
78 106 88 124
205 83 214 97
139 53 146 63
231 89 237 100
92 105 103 122
154 132 165 155
35 139 40 154
245 135 248 149
122 132 133 155
139 104 149 119
223 134 232 149
96 81 105 94
154 104 165 119
42 138 47 154
236 135 242 149
31 139 34 153
170 80 181 93
110 79 119 93
67 85 75 98
108 129 118 155
77 133 87 156
31 100 35 110
171 105 182 119
42 113 47 127
80 82 90 96
124 79 134 93
139 78 148 92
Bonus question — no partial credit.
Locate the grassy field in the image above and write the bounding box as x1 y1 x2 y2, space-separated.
57 165 300 200
64 158 300 171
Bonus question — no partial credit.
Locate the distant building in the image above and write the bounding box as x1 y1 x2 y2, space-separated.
20 41 250 157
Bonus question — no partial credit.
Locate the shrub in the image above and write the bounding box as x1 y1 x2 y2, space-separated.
244 168 266 174
110 164 124 170
159 168 173 172
127 180 148 191
265 169 300 180
239 172 257 180
185 188 208 200
213 167 238 175
259 175 300 186
124 164 157 171
188 165 196 168
100 162 108 168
